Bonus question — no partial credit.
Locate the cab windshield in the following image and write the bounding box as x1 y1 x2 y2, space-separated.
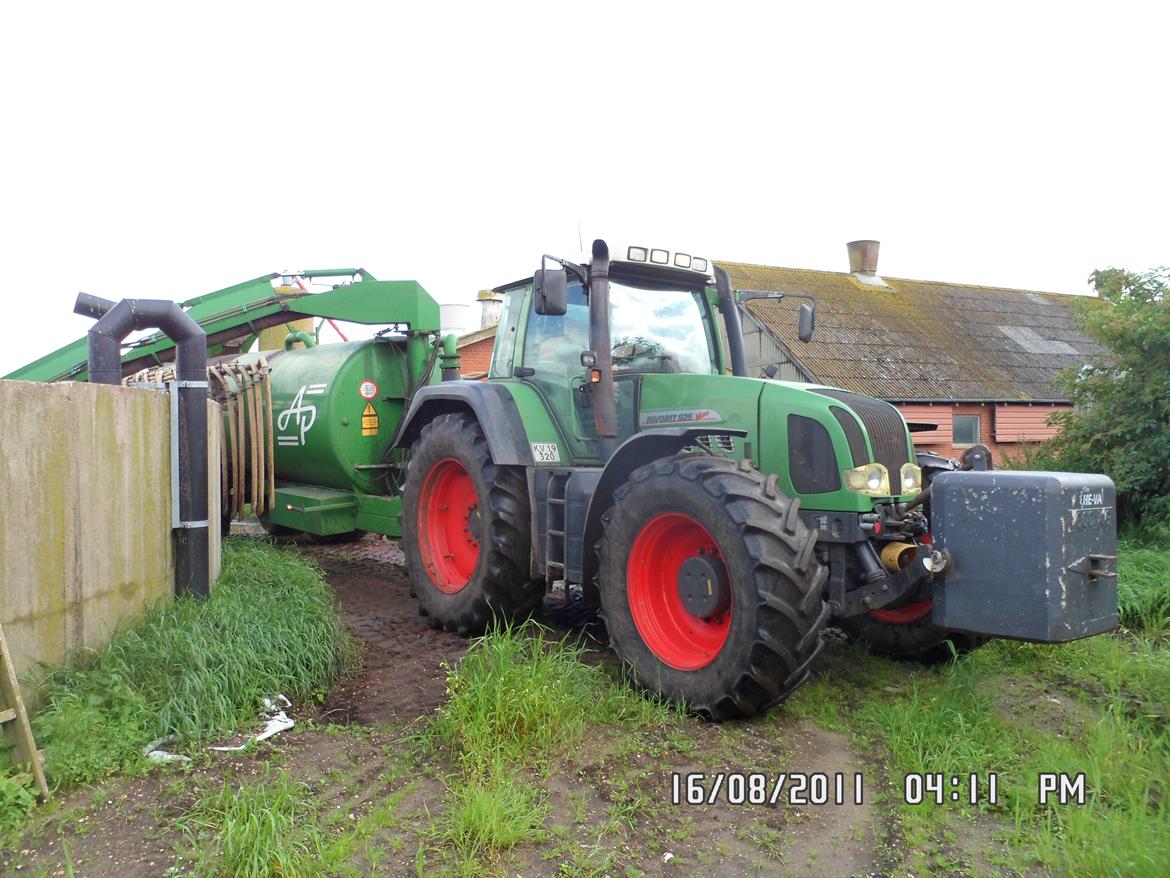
523 281 718 375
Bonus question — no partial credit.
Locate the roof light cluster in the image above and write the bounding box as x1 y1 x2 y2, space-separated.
624 246 709 274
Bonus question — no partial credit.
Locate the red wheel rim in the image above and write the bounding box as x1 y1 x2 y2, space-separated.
627 513 732 671
418 457 480 593
870 598 933 624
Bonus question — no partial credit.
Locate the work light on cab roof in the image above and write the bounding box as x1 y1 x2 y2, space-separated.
622 245 709 275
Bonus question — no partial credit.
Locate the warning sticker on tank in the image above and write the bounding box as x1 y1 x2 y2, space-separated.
361 402 379 436
359 380 379 400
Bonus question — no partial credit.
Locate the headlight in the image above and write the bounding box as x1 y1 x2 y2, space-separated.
843 463 891 496
899 463 922 494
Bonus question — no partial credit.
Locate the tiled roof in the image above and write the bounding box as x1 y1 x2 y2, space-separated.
720 261 1105 401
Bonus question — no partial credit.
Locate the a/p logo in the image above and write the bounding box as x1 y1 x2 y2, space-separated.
277 384 327 446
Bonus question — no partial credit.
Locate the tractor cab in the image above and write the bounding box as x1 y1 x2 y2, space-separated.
490 247 727 463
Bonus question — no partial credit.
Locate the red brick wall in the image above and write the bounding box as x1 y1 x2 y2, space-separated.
896 402 1068 464
458 337 495 377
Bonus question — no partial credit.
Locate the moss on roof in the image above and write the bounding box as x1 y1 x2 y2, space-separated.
721 261 1104 401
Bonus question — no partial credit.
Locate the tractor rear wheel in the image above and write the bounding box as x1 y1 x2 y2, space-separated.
599 454 829 720
838 602 988 663
402 412 541 635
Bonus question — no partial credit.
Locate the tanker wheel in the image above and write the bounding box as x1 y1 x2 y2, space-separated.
402 412 542 635
837 599 989 663
598 454 830 720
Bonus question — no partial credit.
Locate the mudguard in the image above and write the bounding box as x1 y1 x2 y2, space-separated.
392 381 569 469
580 427 746 594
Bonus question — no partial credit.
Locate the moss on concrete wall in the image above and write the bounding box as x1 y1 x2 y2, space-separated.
0 381 222 699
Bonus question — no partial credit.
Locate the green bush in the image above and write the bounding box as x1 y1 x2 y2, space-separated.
32 538 354 786
1035 267 1170 535
0 771 37 834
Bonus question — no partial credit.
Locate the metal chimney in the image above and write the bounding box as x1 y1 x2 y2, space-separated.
477 289 504 329
847 240 880 276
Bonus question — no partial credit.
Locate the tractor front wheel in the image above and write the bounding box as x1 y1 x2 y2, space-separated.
402 412 541 635
837 605 988 663
599 454 829 720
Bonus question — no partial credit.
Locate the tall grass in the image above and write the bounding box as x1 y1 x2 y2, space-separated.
177 769 325 878
32 538 354 785
423 621 673 874
1117 540 1170 636
429 620 668 773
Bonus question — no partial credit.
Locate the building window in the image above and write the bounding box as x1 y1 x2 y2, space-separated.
953 414 980 446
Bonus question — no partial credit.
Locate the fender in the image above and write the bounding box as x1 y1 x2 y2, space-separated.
580 427 747 595
391 382 535 465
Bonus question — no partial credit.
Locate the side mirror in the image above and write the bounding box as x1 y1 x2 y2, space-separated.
534 269 567 316
798 302 815 343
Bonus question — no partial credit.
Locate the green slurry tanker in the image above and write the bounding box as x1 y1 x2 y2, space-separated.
10 244 1118 719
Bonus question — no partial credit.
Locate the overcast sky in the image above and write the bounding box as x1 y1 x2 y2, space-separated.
2 2 1165 376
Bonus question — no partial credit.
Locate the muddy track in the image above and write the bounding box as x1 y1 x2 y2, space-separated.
296 540 470 727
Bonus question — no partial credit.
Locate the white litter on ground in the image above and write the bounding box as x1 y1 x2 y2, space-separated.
143 736 191 764
210 695 295 752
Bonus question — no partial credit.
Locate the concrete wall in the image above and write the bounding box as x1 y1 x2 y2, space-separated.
0 380 221 698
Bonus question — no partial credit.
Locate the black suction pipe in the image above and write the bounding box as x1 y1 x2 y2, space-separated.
713 265 748 377
74 294 210 599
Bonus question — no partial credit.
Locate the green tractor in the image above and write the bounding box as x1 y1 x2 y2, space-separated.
13 245 1117 719
391 240 1118 719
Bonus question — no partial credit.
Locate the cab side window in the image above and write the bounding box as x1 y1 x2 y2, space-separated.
522 282 589 372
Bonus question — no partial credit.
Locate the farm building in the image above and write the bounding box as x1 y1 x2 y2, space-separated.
723 241 1104 461
455 241 1103 461
454 290 503 378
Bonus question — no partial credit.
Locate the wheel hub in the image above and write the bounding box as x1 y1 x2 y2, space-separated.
466 505 482 542
677 553 729 620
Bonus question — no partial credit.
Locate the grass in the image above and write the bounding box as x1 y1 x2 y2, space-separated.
9 536 1166 876
0 768 37 833
30 538 355 786
428 620 671 772
1117 539 1170 637
177 769 325 878
420 621 675 875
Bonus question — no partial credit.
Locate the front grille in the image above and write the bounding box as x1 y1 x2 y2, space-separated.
830 405 870 467
788 414 841 494
812 389 910 477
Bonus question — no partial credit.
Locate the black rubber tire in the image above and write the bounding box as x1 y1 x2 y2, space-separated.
838 613 989 663
308 530 366 545
599 454 830 720
402 412 542 635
